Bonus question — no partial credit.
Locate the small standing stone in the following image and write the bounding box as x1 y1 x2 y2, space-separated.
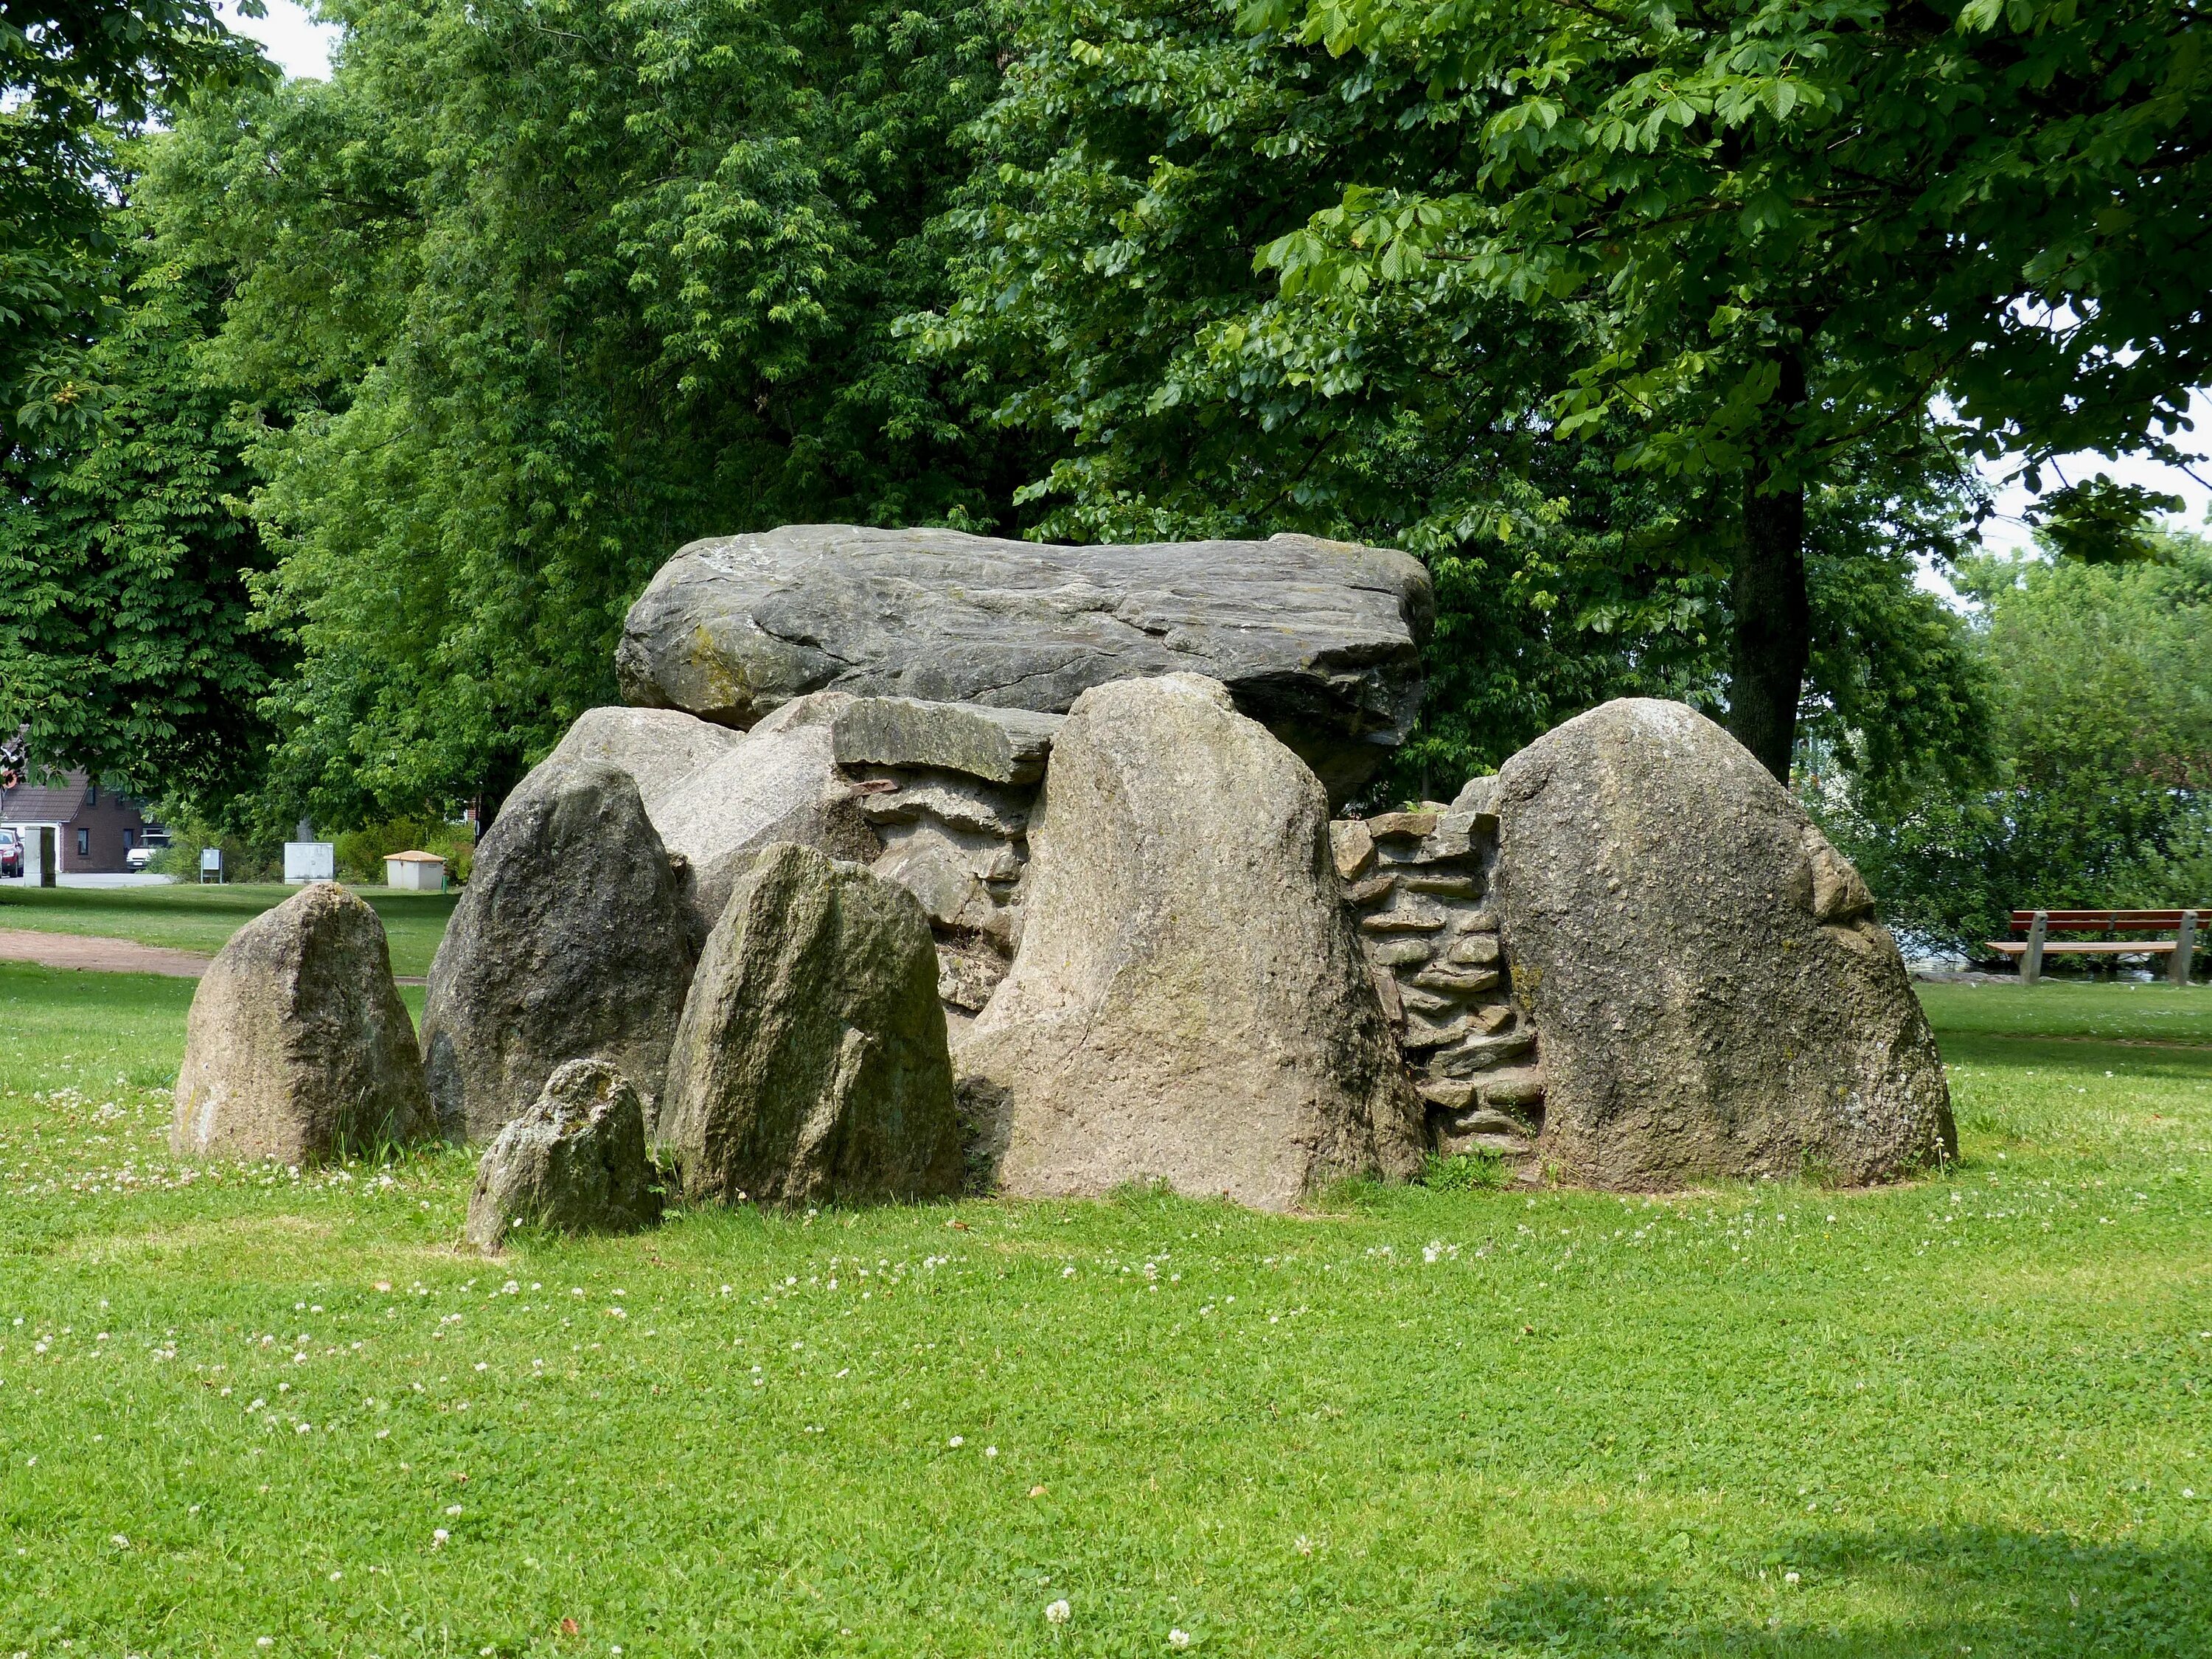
173 883 431 1165
465 1060 663 1252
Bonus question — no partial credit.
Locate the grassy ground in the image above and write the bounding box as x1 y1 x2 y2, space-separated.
0 884 459 978
1 972 2206 1657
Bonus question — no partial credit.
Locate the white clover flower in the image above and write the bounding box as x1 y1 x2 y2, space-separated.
1169 1630 1192 1649
110 1534 129 1548
948 1436 964 1447
431 1528 450 1547
1784 1571 1800 1585
1044 1599 1071 1624
445 1504 463 1516
257 1641 274 1649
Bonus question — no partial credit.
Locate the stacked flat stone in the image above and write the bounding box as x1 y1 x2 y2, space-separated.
1333 777 1545 1164
831 697 1053 1027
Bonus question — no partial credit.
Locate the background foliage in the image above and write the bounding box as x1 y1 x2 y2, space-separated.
914 0 1997 798
1818 535 2212 955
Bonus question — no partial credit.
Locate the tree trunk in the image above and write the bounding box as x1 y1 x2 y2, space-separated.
475 747 526 837
1728 358 1811 782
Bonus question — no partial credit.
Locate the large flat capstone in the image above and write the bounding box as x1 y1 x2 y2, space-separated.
615 525 1433 804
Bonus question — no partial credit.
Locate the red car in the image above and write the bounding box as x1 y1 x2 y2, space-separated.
0 828 21 878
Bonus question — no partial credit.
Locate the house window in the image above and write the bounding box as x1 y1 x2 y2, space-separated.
84 784 99 807
76 828 90 858
123 829 136 850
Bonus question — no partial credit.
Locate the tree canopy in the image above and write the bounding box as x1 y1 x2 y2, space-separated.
1244 0 2210 773
80 0 1026 827
1 1 265 438
0 0 2198 879
915 0 1999 793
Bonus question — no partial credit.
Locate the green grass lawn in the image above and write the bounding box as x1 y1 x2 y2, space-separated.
0 883 459 977
1 971 2207 1658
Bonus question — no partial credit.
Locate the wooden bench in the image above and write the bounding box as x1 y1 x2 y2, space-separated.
1987 909 2200 984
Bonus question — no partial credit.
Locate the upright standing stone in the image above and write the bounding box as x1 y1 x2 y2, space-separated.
172 883 431 1164
660 842 961 1206
419 760 695 1141
959 673 1424 1211
1495 698 1955 1188
465 1060 663 1252
615 525 1431 803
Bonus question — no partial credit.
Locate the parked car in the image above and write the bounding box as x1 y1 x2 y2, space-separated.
125 827 171 873
0 827 21 878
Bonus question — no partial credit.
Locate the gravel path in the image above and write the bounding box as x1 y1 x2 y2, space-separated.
0 927 212 978
0 928 428 985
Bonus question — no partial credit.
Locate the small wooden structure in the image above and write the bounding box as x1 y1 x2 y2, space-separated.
1988 909 2199 984
384 850 448 891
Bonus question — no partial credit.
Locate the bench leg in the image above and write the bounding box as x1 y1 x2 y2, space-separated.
2023 911 2047 984
2175 912 2198 987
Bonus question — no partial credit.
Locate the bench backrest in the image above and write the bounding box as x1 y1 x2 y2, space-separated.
2008 909 2202 933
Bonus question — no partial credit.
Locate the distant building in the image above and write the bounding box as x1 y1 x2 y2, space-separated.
0 771 149 874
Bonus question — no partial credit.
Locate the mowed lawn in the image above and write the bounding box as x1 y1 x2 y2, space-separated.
0 885 459 978
1 970 2207 1658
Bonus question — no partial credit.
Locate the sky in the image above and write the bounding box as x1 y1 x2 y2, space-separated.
222 0 339 80
217 1 2210 575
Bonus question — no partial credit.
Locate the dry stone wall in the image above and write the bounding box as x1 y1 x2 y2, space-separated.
1332 779 1547 1166
832 698 1050 1031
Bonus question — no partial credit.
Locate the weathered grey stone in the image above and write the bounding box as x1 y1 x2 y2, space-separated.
1370 938 1434 968
1416 1077 1478 1110
420 762 695 1142
649 692 881 931
1444 1106 1530 1138
542 706 745 817
1445 933 1501 967
464 1060 662 1253
616 525 1432 803
852 769 1032 838
937 944 1009 1014
1345 872 1397 905
872 821 1021 931
1360 906 1447 933
1329 819 1376 880
1496 698 1955 1188
173 883 431 1164
1413 964 1502 996
1366 810 1437 842
1400 1014 1476 1051
959 673 1423 1211
1479 1068 1547 1110
1429 1026 1539 1077
832 698 1062 785
661 843 962 1206
1404 872 1481 897
1444 773 1500 835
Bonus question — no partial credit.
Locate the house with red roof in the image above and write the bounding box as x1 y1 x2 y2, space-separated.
1 771 150 874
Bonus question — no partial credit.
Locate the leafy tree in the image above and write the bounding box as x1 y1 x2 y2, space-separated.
131 0 1025 830
917 0 1994 793
1818 535 2212 955
1250 0 2211 776
2 1 265 439
0 218 281 798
